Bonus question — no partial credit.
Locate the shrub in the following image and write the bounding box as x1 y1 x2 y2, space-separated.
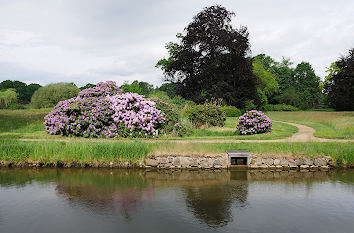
44 82 166 138
237 110 272 135
31 83 80 108
263 104 299 111
149 97 178 132
220 106 242 117
185 104 226 128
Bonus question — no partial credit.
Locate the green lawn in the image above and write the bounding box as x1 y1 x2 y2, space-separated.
267 111 354 139
0 109 298 140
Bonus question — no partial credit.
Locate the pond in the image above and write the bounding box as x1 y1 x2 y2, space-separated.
0 168 353 233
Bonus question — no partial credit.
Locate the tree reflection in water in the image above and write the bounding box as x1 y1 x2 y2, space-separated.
55 169 154 219
184 171 248 227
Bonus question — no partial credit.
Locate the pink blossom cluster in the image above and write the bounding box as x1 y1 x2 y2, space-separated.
107 93 166 137
236 110 272 135
44 81 166 138
78 81 121 98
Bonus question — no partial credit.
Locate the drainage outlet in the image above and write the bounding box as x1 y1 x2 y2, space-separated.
226 150 251 167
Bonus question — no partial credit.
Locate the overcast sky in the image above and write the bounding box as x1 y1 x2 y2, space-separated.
0 0 353 87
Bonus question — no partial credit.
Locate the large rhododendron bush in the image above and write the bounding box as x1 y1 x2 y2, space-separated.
44 81 169 138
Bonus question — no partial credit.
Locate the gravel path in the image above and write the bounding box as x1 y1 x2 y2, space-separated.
18 121 354 143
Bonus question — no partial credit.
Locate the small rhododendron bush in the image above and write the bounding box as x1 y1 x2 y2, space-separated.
236 110 272 135
44 81 166 138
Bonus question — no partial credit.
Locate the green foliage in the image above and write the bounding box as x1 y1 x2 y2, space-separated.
185 104 226 128
324 48 354 111
244 100 257 111
30 83 80 108
0 89 18 109
149 90 195 113
253 58 278 97
120 80 154 96
80 83 95 90
0 80 41 103
220 106 242 117
274 88 301 107
263 104 299 111
293 62 321 109
157 82 178 98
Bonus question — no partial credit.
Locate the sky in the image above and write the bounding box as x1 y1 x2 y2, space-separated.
0 0 353 87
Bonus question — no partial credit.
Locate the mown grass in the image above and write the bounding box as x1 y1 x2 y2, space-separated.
176 119 297 140
267 111 354 139
1 140 353 165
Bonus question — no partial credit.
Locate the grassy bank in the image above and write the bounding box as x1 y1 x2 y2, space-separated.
267 111 354 139
1 140 353 166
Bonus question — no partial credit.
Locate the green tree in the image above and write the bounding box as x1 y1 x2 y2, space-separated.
324 48 354 110
0 80 41 103
80 83 95 90
293 62 321 109
156 5 259 108
252 57 279 105
157 83 178 98
0 88 18 109
30 83 80 108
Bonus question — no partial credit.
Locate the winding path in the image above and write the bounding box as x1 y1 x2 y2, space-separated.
18 121 354 143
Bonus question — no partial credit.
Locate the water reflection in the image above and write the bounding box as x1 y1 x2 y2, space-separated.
0 168 353 231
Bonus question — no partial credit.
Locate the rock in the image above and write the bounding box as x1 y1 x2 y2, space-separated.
263 158 274 166
288 159 297 168
255 158 263 166
300 165 309 169
158 157 168 164
167 156 174 163
326 158 334 166
295 159 302 166
250 164 259 169
213 159 221 166
214 165 221 169
310 165 318 169
280 159 288 166
189 158 199 167
173 157 181 167
145 158 158 167
314 158 327 166
274 159 281 166
304 158 314 166
320 165 330 169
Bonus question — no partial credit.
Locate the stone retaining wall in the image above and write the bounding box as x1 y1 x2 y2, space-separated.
145 154 334 169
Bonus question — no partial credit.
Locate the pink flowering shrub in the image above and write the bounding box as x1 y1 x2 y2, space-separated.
107 93 165 137
236 110 272 135
44 81 166 138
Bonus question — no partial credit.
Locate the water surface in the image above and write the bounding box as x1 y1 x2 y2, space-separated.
0 168 353 233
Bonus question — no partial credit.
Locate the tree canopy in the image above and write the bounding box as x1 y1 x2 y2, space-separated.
157 5 259 108
0 80 41 103
30 83 80 108
324 48 354 110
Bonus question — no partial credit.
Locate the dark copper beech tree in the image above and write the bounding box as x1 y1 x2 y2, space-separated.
324 48 354 111
156 5 259 108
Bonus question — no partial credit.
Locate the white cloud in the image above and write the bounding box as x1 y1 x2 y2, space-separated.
0 0 353 86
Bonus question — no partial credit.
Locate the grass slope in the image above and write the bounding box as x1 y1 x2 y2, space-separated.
267 111 354 139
